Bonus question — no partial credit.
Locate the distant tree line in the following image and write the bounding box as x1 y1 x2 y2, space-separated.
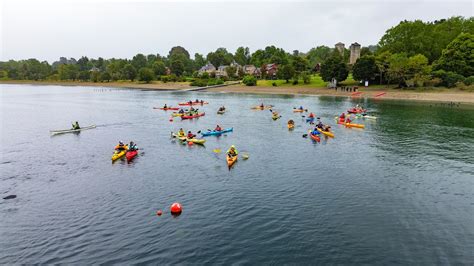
0 16 472 88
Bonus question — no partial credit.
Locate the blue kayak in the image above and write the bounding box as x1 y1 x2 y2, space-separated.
201 128 233 136
306 117 315 123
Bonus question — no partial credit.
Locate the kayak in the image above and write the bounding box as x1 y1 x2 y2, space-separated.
306 117 315 123
227 154 238 168
272 116 280 121
310 133 321 142
345 123 365 129
50 125 96 135
347 108 367 114
317 128 335 138
181 113 205 120
112 146 128 161
187 138 206 145
362 115 377 120
201 128 233 136
287 123 294 129
251 105 273 110
178 102 209 106
172 133 187 141
293 109 306 113
126 150 138 161
217 110 226 114
154 107 179 110
171 112 184 117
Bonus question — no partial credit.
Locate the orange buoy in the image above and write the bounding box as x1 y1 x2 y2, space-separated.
156 210 163 216
188 141 193 146
170 202 182 214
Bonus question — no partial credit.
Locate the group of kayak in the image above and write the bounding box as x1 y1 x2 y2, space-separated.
112 141 139 162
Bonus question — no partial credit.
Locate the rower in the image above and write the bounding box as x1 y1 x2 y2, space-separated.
163 104 168 109
129 141 138 151
215 125 222 131
227 145 238 157
178 128 185 137
115 141 128 151
72 121 80 130
187 131 195 139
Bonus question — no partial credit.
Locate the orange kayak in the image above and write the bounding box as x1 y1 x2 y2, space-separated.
227 154 238 168
317 128 335 138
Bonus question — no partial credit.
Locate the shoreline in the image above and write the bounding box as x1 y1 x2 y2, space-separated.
1 80 473 104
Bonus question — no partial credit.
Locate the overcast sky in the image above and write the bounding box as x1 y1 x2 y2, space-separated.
0 0 472 62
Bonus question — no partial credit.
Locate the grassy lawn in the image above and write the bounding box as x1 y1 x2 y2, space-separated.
257 74 359 87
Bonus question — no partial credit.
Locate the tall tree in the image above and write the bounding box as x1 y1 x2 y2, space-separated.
320 54 349 84
352 56 378 82
132 54 147 70
434 33 474 77
207 48 233 68
234 47 250 65
122 64 137 81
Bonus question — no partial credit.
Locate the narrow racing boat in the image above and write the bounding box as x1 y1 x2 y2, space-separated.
50 125 96 135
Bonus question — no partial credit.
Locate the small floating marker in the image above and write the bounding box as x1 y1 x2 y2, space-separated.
156 210 163 216
170 202 182 214
188 141 193 146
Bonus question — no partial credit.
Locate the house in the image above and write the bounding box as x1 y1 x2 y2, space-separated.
198 63 216 75
216 65 228 78
165 67 171 75
89 67 101 72
243 65 257 75
264 63 278 78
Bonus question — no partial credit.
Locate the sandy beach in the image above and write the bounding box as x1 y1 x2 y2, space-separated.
2 80 473 104
205 84 474 104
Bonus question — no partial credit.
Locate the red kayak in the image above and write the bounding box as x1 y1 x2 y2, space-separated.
347 108 367 114
181 113 205 120
154 107 180 110
126 150 138 161
310 133 320 142
178 102 209 106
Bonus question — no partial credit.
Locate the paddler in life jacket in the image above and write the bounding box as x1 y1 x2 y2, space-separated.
177 128 185 137
299 106 304 111
72 121 80 130
115 141 128 151
346 117 352 123
128 141 138 151
215 125 222 131
316 118 324 129
311 127 320 135
308 112 315 118
163 104 168 109
218 106 225 111
260 103 265 108
187 131 195 139
288 119 294 125
227 145 238 157
178 108 185 114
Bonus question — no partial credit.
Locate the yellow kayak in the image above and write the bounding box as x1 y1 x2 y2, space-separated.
293 109 306 113
171 112 184 117
251 105 273 110
317 128 335 137
288 123 294 129
345 123 365 129
112 146 128 161
187 138 206 145
172 133 187 141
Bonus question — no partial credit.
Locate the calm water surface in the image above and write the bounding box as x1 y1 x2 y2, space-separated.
1 84 473 264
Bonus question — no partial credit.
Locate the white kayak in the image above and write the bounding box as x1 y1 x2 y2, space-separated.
50 125 96 135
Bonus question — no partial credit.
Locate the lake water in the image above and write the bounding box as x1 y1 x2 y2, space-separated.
1 84 473 264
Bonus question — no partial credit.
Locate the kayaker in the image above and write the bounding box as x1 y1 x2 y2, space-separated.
346 117 352 123
311 128 320 135
115 141 128 151
288 119 294 125
178 128 185 137
218 106 225 111
190 106 195 112
187 131 195 139
260 103 264 108
299 106 304 110
215 125 222 131
272 111 279 116
340 113 346 119
227 145 238 157
129 141 138 151
195 99 199 103
309 112 315 118
178 108 185 114
71 121 80 130
316 120 324 129
163 104 168 109
200 100 204 104
188 100 193 105
323 125 331 132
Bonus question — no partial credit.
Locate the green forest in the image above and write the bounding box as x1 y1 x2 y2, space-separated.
1 16 473 89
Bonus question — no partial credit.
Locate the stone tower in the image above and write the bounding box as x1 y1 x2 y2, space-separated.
335 42 345 56
349 42 361 64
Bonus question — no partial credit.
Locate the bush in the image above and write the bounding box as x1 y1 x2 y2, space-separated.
464 76 474 86
292 79 299 85
242 75 257 86
201 72 210 79
137 67 154 83
302 72 311 84
272 82 277 87
190 79 207 87
432 70 465 88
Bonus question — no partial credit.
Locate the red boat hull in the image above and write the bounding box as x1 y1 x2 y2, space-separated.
181 113 205 120
126 150 138 161
310 134 320 142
